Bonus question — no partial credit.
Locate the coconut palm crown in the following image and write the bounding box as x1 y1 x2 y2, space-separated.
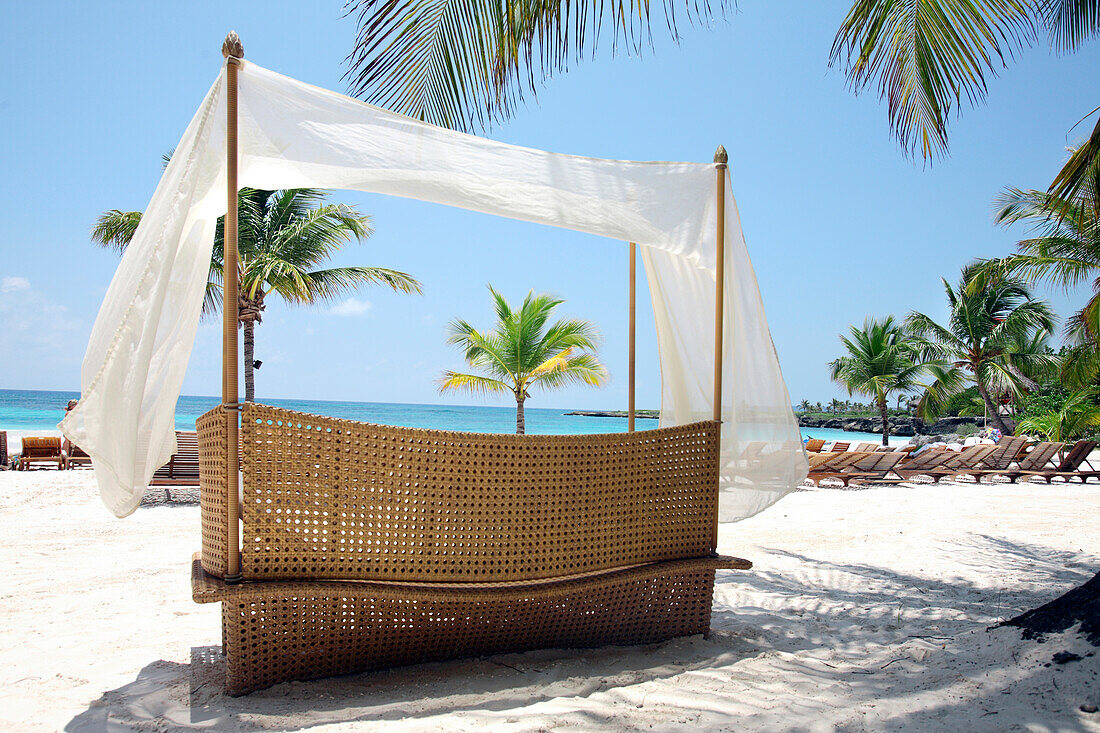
829 315 929 445
92 187 422 402
985 153 1100 340
905 262 1056 433
439 285 609 434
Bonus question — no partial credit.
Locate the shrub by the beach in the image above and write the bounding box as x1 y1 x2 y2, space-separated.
1015 387 1100 442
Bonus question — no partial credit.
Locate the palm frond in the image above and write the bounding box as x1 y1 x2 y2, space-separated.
437 371 512 396
1048 115 1100 208
830 0 1036 160
91 210 143 252
1041 0 1100 52
342 0 726 131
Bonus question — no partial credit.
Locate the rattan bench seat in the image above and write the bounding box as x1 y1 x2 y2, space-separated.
192 554 748 695
195 403 746 694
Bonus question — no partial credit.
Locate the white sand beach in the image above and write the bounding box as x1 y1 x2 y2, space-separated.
0 468 1096 732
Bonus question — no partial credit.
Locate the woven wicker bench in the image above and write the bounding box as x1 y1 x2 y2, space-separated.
192 403 749 695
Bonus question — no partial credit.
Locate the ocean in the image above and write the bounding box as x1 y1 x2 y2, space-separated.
0 388 908 444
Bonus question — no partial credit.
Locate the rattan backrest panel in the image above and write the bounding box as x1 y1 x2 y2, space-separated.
237 403 719 582
197 407 230 578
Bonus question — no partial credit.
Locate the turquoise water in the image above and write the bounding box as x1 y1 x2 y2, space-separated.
0 388 907 443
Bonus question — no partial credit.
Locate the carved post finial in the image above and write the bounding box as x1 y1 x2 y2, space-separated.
713 145 728 166
222 31 244 59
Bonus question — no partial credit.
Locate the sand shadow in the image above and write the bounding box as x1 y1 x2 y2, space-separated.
65 633 762 731
65 534 1099 731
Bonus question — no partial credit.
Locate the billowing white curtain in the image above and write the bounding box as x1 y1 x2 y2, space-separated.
61 61 808 519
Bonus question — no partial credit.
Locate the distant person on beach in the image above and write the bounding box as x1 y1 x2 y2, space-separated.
66 399 78 413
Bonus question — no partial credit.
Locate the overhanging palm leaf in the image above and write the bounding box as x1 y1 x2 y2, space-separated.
343 0 726 131
1042 0 1100 52
979 174 1100 338
830 0 1036 160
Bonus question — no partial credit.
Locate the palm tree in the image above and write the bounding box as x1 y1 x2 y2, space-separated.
798 399 813 413
906 263 1056 434
829 316 929 445
92 188 421 402
439 286 608 433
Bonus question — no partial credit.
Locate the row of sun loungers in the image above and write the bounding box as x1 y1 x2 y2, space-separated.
9 432 201 486
804 437 1100 486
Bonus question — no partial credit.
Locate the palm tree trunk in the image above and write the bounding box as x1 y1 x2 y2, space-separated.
878 395 890 446
243 320 256 403
515 393 526 434
976 378 1010 434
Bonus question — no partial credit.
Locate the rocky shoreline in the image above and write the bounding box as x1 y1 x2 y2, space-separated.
564 409 660 419
566 410 992 437
798 414 988 437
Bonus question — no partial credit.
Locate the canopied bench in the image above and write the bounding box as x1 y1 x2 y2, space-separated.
192 403 750 695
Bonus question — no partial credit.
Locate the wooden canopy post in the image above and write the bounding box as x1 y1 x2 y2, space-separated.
222 31 243 583
713 146 727 423
628 242 636 432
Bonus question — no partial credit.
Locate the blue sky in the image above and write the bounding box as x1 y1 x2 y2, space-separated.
1 3 1097 411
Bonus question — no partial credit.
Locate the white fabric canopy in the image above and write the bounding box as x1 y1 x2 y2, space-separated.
60 61 808 519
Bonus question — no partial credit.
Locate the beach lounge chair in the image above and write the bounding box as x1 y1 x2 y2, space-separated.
62 439 93 469
806 451 872 485
954 435 1028 482
1014 440 1099 483
821 451 906 487
804 438 825 453
150 431 201 486
806 452 839 470
853 442 879 452
892 446 951 478
966 441 1066 483
16 437 63 470
829 441 851 452
919 444 999 482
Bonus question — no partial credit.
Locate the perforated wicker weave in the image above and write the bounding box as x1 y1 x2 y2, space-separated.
197 409 230 577
217 403 720 582
192 554 749 695
194 403 747 695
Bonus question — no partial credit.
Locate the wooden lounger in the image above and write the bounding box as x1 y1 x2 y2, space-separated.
62 439 93 469
916 444 999 482
193 404 750 695
803 438 826 453
1014 440 1099 483
966 442 1066 483
806 451 872 485
954 436 1028 482
811 451 905 487
150 431 200 486
16 437 63 470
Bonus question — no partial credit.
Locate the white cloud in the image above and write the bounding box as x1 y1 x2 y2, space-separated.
328 298 372 317
1 276 30 293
